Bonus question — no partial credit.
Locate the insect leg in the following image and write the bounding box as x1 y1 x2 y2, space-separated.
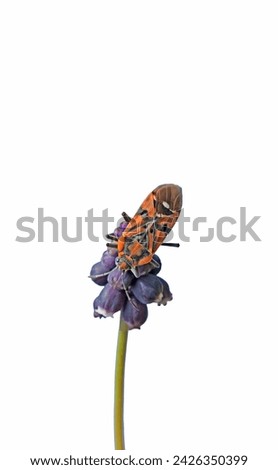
106 242 118 248
161 242 180 247
106 233 118 241
122 273 139 310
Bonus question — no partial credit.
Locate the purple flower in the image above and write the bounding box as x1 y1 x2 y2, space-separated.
93 284 126 318
121 297 148 330
101 249 118 270
90 221 174 329
156 276 173 306
113 222 128 239
108 268 134 291
90 261 109 286
130 274 164 304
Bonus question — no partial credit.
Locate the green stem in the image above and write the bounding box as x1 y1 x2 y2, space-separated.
114 314 129 450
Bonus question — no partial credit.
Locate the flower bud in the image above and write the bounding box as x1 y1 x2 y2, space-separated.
93 284 126 318
108 268 134 291
101 249 118 270
90 261 109 286
122 298 148 330
131 274 163 304
156 276 173 305
149 254 162 275
114 222 128 239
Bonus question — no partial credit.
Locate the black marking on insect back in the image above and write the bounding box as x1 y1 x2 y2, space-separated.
137 207 149 217
125 217 153 234
131 248 151 263
122 237 151 262
133 226 150 246
155 223 172 234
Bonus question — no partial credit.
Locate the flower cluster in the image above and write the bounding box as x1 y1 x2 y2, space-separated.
90 222 173 330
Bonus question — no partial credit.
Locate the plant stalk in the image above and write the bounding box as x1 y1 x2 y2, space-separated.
114 314 129 450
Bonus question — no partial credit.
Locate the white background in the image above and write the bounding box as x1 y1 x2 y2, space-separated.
0 1 277 469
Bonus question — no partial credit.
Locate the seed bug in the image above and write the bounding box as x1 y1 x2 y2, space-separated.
106 183 183 277
90 184 182 307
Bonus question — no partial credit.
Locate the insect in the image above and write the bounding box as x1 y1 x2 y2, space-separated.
106 183 183 277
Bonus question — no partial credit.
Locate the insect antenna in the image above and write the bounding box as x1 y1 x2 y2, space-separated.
121 212 131 223
88 265 117 279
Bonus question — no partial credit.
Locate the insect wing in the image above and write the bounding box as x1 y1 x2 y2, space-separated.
151 212 180 252
117 184 182 270
117 191 155 255
151 184 182 252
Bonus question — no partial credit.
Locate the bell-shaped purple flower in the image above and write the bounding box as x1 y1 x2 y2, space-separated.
101 249 118 270
156 276 173 306
93 283 126 318
89 261 109 286
113 221 128 239
90 219 176 328
122 298 148 330
108 268 135 291
130 273 164 304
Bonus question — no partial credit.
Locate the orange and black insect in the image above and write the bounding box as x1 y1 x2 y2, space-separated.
106 184 183 277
